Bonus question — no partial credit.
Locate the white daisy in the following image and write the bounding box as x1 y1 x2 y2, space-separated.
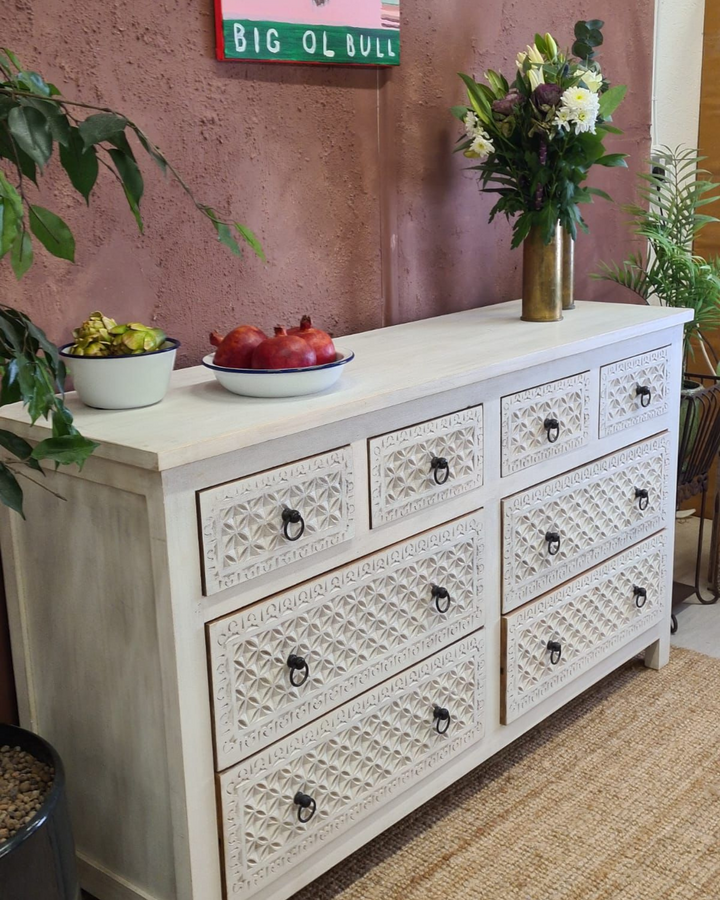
464 111 481 138
465 131 495 160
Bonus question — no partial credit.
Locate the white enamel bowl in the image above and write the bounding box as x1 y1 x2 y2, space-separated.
203 351 355 398
60 339 180 409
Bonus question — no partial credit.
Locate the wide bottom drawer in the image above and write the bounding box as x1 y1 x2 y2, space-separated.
219 632 485 899
501 533 667 724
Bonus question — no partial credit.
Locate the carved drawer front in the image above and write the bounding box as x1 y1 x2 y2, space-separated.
368 406 484 527
501 372 591 476
599 346 670 438
198 447 354 596
208 510 485 769
502 533 667 724
502 433 670 612
219 632 485 900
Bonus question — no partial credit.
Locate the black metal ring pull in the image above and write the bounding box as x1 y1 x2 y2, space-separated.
430 456 451 485
282 507 305 541
636 385 652 408
545 531 561 556
544 417 561 444
293 791 317 824
633 585 648 609
433 705 451 735
287 653 310 687
431 584 451 614
547 640 562 665
635 488 650 511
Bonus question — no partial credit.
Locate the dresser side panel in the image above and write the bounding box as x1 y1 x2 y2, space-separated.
0 472 176 900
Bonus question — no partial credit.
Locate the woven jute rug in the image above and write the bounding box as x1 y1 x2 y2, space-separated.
294 648 720 900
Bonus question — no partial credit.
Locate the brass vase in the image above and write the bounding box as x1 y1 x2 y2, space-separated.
521 223 563 322
561 230 575 310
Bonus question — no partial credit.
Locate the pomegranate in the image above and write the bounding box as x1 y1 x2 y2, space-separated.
251 326 317 370
211 325 266 368
289 316 336 365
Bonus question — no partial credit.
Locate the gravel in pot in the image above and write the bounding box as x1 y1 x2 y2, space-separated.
0 724 80 900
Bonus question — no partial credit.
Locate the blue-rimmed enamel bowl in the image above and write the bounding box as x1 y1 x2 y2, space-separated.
60 339 180 409
202 350 355 398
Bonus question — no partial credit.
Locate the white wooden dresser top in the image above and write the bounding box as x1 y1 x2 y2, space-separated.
0 300 692 471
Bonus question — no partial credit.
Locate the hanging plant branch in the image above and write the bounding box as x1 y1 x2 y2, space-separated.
0 47 265 515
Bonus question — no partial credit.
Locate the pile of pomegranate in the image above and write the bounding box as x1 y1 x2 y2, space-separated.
210 317 336 370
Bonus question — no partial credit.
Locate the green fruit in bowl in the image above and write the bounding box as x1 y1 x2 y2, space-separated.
109 323 167 355
67 313 166 357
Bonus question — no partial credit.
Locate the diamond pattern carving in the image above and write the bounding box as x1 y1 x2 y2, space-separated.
502 434 670 611
369 407 484 527
501 372 591 475
599 346 670 438
219 633 485 899
198 447 355 596
503 533 666 723
208 512 485 769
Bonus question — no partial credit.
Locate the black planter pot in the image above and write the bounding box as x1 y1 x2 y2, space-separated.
0 724 80 900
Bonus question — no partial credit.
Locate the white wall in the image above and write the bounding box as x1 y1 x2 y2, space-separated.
652 0 706 151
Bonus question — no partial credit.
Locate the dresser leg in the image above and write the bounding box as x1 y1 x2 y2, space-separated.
644 633 670 670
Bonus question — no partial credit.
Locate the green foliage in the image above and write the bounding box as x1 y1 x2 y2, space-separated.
0 48 265 267
0 46 265 514
595 146 720 365
453 21 627 248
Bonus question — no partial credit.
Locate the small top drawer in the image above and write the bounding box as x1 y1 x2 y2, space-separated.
599 346 670 438
198 447 355 596
501 372 591 476
368 406 484 527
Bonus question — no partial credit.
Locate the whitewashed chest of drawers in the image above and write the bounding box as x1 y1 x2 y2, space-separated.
0 300 691 900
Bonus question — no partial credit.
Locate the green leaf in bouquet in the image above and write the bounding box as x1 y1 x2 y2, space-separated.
599 84 628 118
597 123 623 135
587 186 614 202
597 153 628 168
574 21 590 40
586 29 604 48
572 41 592 60
485 70 508 99
458 73 492 125
450 105 470 122
586 20 605 31
29 205 76 261
534 34 549 56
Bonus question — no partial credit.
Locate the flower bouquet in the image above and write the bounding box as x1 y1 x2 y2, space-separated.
452 20 627 320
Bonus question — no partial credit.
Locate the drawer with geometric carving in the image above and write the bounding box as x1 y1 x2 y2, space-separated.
368 405 484 527
501 372 591 476
599 346 670 438
207 510 485 769
502 433 670 612
218 632 485 900
198 447 355 596
501 532 666 723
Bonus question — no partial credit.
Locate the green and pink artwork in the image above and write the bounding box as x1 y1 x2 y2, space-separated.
214 0 401 66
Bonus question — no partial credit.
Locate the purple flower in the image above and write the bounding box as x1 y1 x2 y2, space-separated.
492 88 524 117
533 83 563 108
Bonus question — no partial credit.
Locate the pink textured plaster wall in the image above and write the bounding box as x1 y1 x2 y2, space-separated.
0 0 654 367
